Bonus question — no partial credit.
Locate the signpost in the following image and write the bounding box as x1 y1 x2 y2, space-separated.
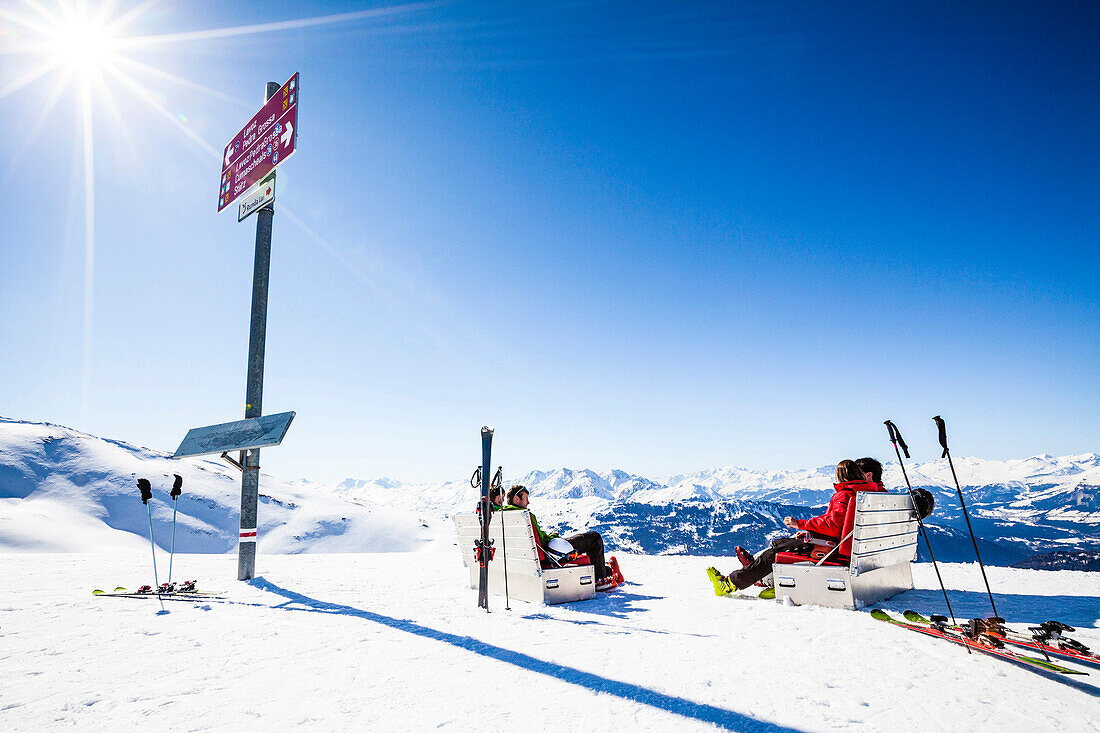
212 75 299 581
218 72 298 213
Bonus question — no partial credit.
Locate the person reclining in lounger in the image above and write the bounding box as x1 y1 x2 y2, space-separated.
706 459 882 596
503 484 624 592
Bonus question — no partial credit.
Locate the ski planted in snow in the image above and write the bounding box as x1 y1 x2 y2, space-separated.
474 426 495 612
870 610 1086 676
902 610 1100 670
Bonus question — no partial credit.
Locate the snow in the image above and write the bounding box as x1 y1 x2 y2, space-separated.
1 553 1097 731
2 416 1099 729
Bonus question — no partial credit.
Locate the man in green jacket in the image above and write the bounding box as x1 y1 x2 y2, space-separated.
503 484 621 590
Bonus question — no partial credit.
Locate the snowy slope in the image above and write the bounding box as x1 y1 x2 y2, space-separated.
1 553 1097 731
0 417 435 555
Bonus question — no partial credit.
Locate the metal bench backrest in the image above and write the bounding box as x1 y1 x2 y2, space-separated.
849 492 919 575
453 510 543 577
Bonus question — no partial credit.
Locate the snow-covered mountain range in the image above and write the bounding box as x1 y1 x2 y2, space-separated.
0 417 436 554
330 456 1100 564
2 416 1097 565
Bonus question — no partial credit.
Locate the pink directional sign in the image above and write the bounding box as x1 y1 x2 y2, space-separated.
218 73 299 212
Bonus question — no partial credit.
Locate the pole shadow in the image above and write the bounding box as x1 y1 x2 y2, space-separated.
249 578 800 733
879 588 1100 628
520 611 716 639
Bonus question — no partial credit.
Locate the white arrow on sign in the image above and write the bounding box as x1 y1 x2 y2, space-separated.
281 121 293 148
224 145 233 166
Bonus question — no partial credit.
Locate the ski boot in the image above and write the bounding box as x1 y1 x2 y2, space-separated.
178 580 198 593
758 586 776 600
735 546 771 587
596 575 618 592
609 556 625 585
706 567 734 596
137 585 155 594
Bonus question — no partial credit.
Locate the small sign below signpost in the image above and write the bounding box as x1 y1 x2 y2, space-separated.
238 175 276 222
218 72 298 213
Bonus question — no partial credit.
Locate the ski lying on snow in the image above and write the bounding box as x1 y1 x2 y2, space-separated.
92 590 224 600
870 610 1087 676
902 610 1100 670
93 584 223 600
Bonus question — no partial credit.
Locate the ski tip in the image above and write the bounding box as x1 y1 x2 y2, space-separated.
92 589 105 595
115 586 127 592
870 609 892 621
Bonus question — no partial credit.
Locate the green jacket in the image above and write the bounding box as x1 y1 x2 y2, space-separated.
502 505 558 548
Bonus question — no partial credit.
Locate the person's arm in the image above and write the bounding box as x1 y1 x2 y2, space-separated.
529 512 558 547
796 491 849 538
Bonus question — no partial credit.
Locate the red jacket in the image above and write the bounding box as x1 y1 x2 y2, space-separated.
796 480 882 541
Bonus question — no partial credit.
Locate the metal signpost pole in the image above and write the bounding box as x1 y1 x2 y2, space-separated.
237 80 280 581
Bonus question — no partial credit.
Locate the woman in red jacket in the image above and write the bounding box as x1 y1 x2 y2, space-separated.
707 459 878 595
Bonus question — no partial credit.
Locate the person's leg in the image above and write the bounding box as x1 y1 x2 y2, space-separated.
565 531 608 579
726 536 809 590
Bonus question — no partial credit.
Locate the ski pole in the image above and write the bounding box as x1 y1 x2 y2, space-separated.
137 478 160 591
933 415 998 618
167 474 183 586
884 421 962 634
492 466 509 610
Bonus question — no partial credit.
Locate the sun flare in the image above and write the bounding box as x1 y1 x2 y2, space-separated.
46 14 117 73
0 0 438 418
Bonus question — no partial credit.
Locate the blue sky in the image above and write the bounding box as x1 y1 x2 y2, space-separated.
1 1 1097 483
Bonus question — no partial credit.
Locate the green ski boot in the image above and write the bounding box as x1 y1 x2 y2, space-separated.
706 567 734 596
758 586 776 600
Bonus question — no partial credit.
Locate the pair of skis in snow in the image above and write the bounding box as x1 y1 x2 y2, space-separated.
870 610 1093 677
472 426 503 612
894 610 1099 670
92 581 223 601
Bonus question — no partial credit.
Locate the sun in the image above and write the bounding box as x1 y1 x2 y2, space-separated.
0 0 439 419
46 10 117 73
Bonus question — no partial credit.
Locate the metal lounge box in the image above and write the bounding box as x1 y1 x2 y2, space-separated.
453 510 596 605
773 492 919 610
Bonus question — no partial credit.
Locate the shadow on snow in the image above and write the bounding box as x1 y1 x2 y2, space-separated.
248 578 800 733
878 588 1100 628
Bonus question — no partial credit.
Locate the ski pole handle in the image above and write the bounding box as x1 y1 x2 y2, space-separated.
883 420 910 459
170 474 183 500
138 478 153 505
933 415 949 458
